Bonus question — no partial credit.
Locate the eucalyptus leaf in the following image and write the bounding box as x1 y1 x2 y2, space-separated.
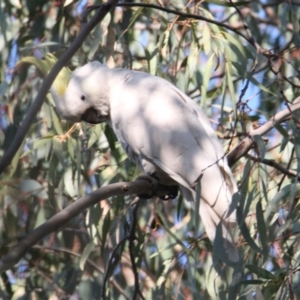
79 242 95 270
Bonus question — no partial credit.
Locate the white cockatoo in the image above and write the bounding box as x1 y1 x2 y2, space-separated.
21 57 239 261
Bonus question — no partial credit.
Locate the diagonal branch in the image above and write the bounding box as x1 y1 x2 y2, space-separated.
227 97 300 167
128 203 145 300
0 179 153 274
246 153 300 181
101 235 129 299
0 0 119 175
101 202 145 300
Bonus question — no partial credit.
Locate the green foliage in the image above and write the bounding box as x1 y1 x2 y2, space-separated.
1 0 300 299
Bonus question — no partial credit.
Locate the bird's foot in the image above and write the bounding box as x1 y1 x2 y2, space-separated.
56 124 79 141
135 174 158 199
135 174 178 201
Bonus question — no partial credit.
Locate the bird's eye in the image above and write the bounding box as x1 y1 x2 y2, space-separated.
81 95 86 101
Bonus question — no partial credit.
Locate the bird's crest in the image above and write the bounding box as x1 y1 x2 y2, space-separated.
18 54 71 96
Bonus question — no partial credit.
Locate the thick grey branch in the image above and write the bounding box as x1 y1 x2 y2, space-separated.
0 0 119 175
0 179 153 274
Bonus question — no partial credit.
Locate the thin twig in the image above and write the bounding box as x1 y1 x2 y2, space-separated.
128 203 145 300
101 234 130 300
33 245 130 299
31 261 67 296
246 153 300 181
117 2 257 50
101 202 145 300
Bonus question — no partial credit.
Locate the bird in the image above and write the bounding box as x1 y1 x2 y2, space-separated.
20 56 239 262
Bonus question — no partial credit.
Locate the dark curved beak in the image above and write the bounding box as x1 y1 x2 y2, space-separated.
81 107 105 124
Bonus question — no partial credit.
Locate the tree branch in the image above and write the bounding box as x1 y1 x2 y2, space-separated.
0 179 153 274
246 153 300 181
117 2 255 49
90 0 252 44
128 203 145 300
101 199 147 299
0 0 119 175
102 235 128 299
227 97 300 167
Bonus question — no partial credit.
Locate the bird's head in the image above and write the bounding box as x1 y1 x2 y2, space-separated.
19 56 109 124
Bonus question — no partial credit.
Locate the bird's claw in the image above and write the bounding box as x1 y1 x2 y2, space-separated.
135 174 158 199
135 175 178 201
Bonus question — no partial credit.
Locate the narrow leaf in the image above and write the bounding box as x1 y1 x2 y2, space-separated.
201 54 215 106
245 265 275 280
79 242 95 270
253 135 266 160
237 207 263 254
256 201 269 261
